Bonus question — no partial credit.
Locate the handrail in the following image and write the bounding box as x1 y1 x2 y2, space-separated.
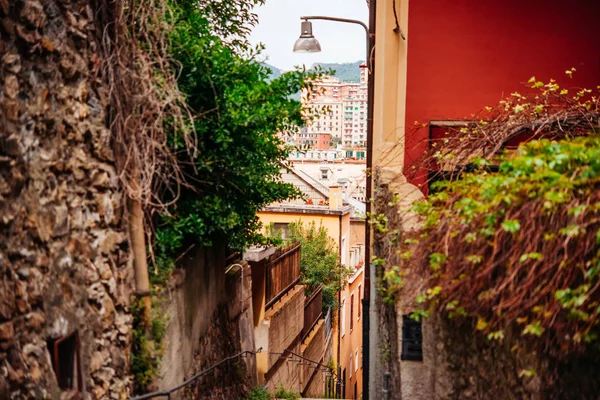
128 349 260 400
270 349 337 380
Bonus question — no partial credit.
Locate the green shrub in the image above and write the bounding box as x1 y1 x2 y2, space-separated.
245 386 271 400
275 386 299 400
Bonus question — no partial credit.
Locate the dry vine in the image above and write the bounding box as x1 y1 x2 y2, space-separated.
94 0 193 205
91 0 194 328
390 75 600 362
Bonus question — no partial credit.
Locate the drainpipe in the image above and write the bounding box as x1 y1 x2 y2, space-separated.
362 0 377 398
338 213 342 398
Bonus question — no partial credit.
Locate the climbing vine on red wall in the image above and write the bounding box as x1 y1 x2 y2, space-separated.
397 73 600 359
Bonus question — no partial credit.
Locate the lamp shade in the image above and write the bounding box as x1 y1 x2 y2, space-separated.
293 20 321 53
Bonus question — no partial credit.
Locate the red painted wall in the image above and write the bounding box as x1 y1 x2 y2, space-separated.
404 0 600 187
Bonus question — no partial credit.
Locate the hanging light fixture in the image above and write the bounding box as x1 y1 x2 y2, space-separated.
293 20 322 53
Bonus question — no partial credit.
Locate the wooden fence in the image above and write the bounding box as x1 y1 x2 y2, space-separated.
265 243 301 309
302 285 323 340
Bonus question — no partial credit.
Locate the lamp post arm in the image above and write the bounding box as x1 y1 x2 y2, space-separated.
301 16 370 62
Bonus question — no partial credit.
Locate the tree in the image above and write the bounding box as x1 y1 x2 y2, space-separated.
151 0 326 274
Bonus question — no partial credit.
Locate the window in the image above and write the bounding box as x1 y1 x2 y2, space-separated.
349 355 353 377
341 298 346 336
357 284 362 319
350 293 354 331
341 237 347 265
401 315 423 361
273 223 289 239
47 331 81 391
355 348 359 372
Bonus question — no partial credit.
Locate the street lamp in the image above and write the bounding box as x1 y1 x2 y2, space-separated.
292 20 322 53
293 16 370 67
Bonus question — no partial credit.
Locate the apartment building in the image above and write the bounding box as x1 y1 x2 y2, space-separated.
303 70 368 150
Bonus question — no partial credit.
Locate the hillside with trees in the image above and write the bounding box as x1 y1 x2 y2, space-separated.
312 60 364 82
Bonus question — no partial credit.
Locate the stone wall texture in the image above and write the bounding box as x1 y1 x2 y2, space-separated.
0 0 133 398
264 341 301 395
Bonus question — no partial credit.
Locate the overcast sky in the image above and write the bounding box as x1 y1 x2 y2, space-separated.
249 0 369 71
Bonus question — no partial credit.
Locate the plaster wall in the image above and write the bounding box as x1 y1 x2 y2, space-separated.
340 267 365 399
403 0 600 186
350 219 366 249
157 246 227 391
158 248 256 399
258 212 340 245
301 319 325 394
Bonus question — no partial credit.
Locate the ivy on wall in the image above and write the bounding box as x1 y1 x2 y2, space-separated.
382 74 600 362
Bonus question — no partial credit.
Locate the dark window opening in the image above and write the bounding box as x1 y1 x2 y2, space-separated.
350 294 354 331
401 315 423 361
357 286 361 318
47 331 81 391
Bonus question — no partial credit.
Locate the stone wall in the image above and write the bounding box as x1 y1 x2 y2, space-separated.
303 368 327 399
0 0 133 398
263 285 304 370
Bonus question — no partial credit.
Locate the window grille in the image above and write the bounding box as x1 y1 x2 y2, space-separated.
401 315 423 361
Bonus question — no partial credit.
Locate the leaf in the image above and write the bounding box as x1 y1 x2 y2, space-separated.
519 369 537 378
559 224 582 237
501 220 521 233
523 321 544 337
466 254 483 264
429 253 447 271
476 318 489 331
519 252 543 263
487 330 505 341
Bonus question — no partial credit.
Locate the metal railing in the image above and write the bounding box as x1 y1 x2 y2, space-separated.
302 285 323 340
128 350 259 400
324 308 332 342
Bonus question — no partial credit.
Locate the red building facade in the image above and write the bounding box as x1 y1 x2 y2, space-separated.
403 0 600 187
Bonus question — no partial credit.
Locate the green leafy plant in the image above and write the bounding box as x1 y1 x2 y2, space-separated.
150 0 328 275
268 221 352 311
130 297 168 391
245 386 271 400
274 387 299 400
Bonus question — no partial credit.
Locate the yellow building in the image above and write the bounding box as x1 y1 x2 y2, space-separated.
258 173 366 398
